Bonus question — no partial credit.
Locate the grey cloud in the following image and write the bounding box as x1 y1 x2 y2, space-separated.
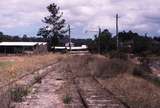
0 0 52 28
0 0 160 36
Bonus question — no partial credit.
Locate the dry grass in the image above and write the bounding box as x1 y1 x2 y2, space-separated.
99 73 160 108
88 58 134 78
0 53 65 108
63 54 133 78
63 54 108 77
0 53 63 83
64 54 160 108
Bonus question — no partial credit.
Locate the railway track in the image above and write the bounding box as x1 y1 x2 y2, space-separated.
92 77 130 108
0 60 60 108
68 64 128 108
72 77 128 108
12 60 86 108
8 55 130 108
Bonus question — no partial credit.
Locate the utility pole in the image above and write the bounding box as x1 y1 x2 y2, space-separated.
85 27 101 54
116 14 119 50
68 24 71 51
98 27 101 54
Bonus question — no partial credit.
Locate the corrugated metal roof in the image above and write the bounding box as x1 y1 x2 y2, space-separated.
0 42 47 46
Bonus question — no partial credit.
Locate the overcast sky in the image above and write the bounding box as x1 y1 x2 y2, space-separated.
0 0 160 38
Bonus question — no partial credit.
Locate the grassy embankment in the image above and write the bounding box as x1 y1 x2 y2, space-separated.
97 56 160 108
0 53 63 84
65 54 160 108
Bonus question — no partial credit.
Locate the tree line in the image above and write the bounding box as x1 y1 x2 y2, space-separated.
88 29 160 56
0 33 45 42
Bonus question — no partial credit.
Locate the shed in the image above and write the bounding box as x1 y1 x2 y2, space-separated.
0 42 47 54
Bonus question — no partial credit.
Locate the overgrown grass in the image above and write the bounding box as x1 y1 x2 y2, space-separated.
10 86 29 102
99 73 160 108
0 61 14 69
89 58 134 78
63 94 72 104
132 64 152 76
0 53 63 83
109 51 128 60
34 75 42 84
94 55 160 108
64 54 160 108
0 53 65 108
64 54 133 78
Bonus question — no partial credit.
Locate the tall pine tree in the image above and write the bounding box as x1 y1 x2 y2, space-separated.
37 3 67 50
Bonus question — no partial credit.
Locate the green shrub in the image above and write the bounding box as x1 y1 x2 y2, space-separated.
10 86 29 102
63 95 72 104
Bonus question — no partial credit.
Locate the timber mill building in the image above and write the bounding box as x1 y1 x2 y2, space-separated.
0 42 47 54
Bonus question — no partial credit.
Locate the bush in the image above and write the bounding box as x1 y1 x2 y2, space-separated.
34 75 42 83
152 76 160 85
133 66 144 76
109 51 128 60
133 65 151 77
63 94 72 104
90 58 131 78
65 55 133 78
10 86 29 102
